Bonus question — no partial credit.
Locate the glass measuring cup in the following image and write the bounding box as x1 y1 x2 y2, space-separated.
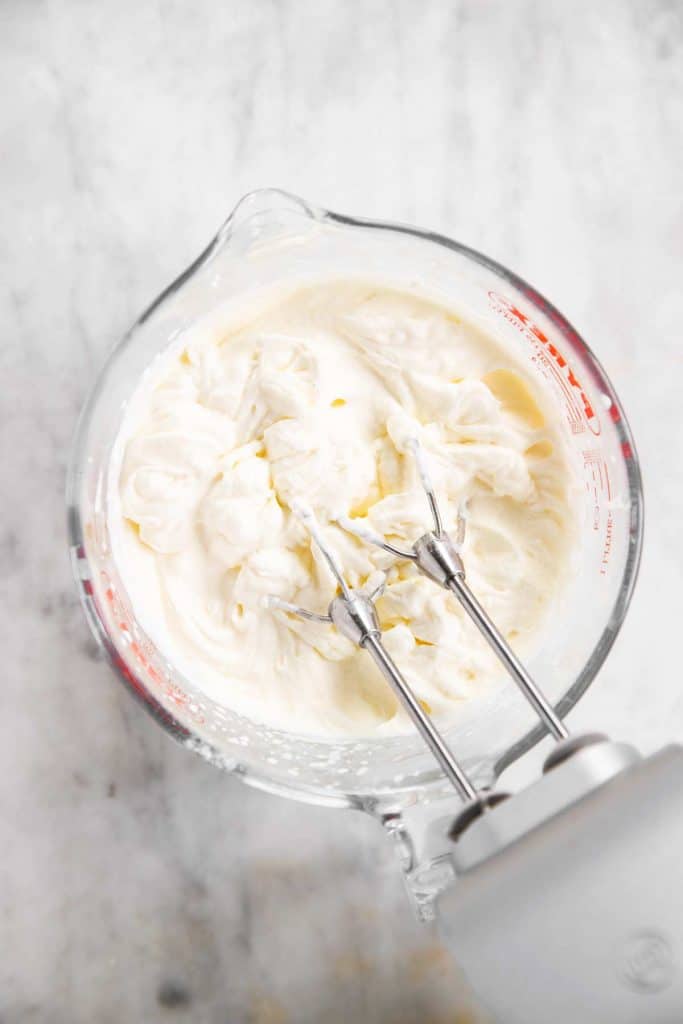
67 189 642 907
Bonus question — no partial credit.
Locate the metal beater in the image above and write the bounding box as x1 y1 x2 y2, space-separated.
270 440 574 816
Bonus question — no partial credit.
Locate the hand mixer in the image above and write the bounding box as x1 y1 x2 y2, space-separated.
69 186 676 1023
270 442 683 1024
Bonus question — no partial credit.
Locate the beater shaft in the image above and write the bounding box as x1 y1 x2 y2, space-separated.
327 588 478 798
447 575 568 741
339 439 570 743
363 634 478 800
268 508 480 801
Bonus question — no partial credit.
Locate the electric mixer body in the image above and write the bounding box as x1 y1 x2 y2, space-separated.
440 741 683 1023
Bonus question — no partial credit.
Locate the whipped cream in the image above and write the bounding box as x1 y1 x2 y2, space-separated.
111 281 575 737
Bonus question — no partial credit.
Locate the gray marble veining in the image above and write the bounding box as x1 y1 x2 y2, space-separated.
2 0 682 1021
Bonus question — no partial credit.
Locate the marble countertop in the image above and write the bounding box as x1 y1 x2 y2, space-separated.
3 1 682 1020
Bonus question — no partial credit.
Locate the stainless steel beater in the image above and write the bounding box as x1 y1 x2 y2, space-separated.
338 438 569 743
268 499 480 801
270 441 575 814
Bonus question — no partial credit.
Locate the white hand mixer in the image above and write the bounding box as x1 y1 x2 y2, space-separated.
270 442 683 1024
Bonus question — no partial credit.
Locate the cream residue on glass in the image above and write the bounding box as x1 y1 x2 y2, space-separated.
109 281 576 738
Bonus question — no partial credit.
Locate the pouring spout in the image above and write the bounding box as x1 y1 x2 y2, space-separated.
218 188 324 250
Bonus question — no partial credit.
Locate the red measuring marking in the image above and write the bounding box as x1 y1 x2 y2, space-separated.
99 569 204 726
488 291 601 437
489 291 615 574
603 462 612 501
583 449 615 574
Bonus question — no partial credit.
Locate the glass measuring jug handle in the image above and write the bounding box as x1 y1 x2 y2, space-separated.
369 788 479 921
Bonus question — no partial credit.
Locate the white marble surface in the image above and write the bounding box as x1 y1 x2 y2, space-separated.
2 1 683 1021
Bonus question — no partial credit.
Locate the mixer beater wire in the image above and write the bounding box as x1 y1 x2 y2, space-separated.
268 504 479 801
267 440 568 802
338 440 569 744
